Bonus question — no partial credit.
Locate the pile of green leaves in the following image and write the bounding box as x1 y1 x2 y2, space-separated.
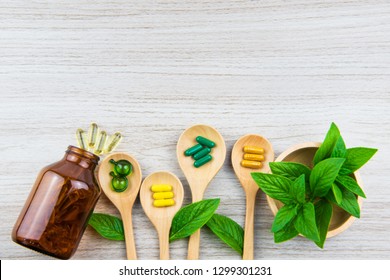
251 122 377 248
88 198 244 255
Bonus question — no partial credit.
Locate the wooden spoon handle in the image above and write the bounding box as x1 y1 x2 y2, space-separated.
158 228 170 260
121 208 137 260
243 191 257 260
187 229 201 259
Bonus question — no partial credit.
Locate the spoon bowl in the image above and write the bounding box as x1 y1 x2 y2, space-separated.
97 152 142 260
140 171 184 259
176 124 226 259
231 134 274 259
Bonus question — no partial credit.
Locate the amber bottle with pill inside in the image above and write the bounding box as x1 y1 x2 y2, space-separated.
12 146 101 259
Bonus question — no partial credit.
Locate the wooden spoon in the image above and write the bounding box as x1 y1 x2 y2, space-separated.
139 171 184 260
97 152 142 260
176 124 226 259
231 134 274 260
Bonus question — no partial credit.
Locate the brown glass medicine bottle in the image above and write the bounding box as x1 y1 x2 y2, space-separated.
12 146 101 259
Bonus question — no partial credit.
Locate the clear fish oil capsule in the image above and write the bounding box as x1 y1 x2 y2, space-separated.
94 131 107 155
104 132 122 153
88 123 99 149
76 128 88 150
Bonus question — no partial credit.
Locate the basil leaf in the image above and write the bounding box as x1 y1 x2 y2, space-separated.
274 219 299 243
88 213 124 241
331 136 347 158
310 158 345 198
336 175 366 198
294 202 320 242
327 186 360 218
269 162 311 182
331 183 343 204
314 199 333 249
291 174 306 203
341 147 378 174
169 198 220 242
206 213 244 255
271 204 299 233
313 122 340 165
251 173 296 204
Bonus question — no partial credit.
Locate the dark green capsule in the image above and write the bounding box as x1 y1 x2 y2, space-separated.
194 154 213 168
184 143 203 156
196 136 216 148
193 147 211 160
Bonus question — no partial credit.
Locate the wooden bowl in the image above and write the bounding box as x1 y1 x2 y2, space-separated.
266 142 363 238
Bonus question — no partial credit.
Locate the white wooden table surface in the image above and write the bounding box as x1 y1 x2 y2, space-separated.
1 0 389 260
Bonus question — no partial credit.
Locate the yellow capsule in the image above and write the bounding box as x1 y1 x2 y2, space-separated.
243 153 265 161
151 184 172 192
104 132 122 153
243 146 264 154
76 128 88 150
153 192 174 200
153 199 175 207
88 123 99 149
94 131 107 155
241 160 262 169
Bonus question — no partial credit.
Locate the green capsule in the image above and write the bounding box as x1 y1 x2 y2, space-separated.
110 171 128 192
196 136 216 148
193 147 211 160
110 159 132 176
194 154 213 168
184 144 203 156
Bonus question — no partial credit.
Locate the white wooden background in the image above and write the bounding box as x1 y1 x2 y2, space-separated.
0 0 389 260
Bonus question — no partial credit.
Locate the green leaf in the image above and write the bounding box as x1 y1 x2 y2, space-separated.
313 122 341 165
269 162 311 182
331 183 343 204
271 204 299 233
291 175 306 203
294 202 320 242
314 199 333 249
327 186 360 218
206 214 244 255
336 175 366 198
251 173 295 204
341 147 378 174
169 198 220 242
274 219 299 243
88 213 124 241
331 136 347 158
310 158 345 198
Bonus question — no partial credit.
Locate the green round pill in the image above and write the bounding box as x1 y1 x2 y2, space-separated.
194 154 213 168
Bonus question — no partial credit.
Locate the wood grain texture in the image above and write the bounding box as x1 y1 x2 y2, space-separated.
0 0 389 260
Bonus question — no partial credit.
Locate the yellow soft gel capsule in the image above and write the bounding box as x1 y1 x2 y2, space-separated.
243 146 264 154
151 184 172 192
153 192 174 200
153 199 175 207
241 160 262 169
76 128 88 150
243 153 265 161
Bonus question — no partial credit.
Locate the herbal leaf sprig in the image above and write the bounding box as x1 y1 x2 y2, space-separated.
252 122 377 248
